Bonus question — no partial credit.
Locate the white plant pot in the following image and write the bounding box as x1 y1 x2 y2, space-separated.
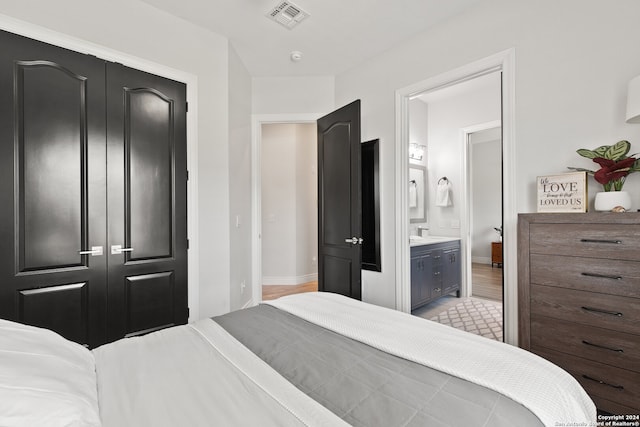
594 191 631 212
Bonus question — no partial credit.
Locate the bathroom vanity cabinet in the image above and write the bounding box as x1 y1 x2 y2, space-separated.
410 239 461 310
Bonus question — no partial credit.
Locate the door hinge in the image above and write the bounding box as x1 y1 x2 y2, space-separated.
186 170 189 181
187 239 190 250
186 102 189 112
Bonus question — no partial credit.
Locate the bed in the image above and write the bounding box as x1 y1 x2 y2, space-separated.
0 292 596 426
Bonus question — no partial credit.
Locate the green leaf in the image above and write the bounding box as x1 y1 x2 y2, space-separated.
603 140 630 160
592 145 611 157
576 149 597 159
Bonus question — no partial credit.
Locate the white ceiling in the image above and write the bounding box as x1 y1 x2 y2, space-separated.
140 0 483 77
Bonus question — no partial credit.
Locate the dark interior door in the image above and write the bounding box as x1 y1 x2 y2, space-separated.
0 31 108 347
105 64 188 342
317 100 362 299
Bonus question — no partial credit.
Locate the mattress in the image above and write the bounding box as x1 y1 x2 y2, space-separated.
1 291 595 426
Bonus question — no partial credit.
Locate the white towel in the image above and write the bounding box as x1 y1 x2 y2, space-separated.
409 182 417 208
436 180 452 207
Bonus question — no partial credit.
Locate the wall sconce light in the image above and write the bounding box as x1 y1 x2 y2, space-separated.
409 143 426 161
626 74 640 123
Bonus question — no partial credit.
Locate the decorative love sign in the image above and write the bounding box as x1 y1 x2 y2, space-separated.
537 172 588 212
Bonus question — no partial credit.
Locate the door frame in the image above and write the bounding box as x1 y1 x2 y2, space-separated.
461 120 502 299
0 15 201 321
251 113 321 305
395 48 517 344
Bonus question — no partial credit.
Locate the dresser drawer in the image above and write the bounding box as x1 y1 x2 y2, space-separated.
531 284 640 335
529 223 640 261
530 254 640 298
531 315 640 372
534 347 640 411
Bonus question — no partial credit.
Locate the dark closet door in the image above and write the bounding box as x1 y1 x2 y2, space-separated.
0 31 108 347
105 64 188 342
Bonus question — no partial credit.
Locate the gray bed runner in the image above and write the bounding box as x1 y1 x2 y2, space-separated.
214 304 543 427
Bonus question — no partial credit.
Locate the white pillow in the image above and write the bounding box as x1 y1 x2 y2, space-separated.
0 319 101 427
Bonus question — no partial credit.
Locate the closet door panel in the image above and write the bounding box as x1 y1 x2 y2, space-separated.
19 61 85 270
0 30 107 347
106 63 188 342
18 282 89 344
126 88 173 260
125 272 175 336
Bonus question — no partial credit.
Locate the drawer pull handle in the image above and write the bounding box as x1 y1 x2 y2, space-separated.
581 340 624 353
581 272 622 280
581 375 624 390
581 306 623 317
580 238 622 244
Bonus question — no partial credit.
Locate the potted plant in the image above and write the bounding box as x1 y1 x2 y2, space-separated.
568 140 640 211
493 226 502 242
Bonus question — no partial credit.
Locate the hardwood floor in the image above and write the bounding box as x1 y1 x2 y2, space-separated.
262 281 318 300
471 262 503 302
262 265 501 303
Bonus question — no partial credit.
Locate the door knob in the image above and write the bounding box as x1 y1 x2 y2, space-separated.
78 246 103 256
111 244 134 255
344 237 364 245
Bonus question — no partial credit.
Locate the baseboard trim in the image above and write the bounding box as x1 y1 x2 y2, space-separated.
472 256 491 264
262 273 318 286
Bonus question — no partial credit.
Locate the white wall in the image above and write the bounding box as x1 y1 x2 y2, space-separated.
470 132 501 263
228 45 253 310
0 0 232 318
335 0 640 309
427 75 501 238
262 124 298 280
295 124 319 280
253 76 335 115
261 123 317 285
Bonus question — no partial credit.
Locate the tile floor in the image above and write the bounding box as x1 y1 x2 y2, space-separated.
413 296 503 341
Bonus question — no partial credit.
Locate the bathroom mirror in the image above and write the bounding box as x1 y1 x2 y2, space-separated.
409 165 427 224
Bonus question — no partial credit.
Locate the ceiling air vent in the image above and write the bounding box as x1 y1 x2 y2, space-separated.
267 1 310 30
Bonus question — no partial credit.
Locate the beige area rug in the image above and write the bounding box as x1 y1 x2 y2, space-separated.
428 298 503 341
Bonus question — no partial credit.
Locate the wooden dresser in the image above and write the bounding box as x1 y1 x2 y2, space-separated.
518 213 640 415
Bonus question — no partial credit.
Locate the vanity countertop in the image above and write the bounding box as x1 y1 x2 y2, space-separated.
409 235 460 247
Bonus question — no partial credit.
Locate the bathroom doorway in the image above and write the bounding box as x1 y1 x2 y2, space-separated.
466 124 503 303
406 72 503 339
396 50 516 343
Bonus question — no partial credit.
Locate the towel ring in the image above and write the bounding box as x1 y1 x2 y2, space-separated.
438 177 449 184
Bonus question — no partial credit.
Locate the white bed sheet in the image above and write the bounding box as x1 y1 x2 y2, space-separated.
266 292 597 427
0 319 101 427
93 317 349 427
